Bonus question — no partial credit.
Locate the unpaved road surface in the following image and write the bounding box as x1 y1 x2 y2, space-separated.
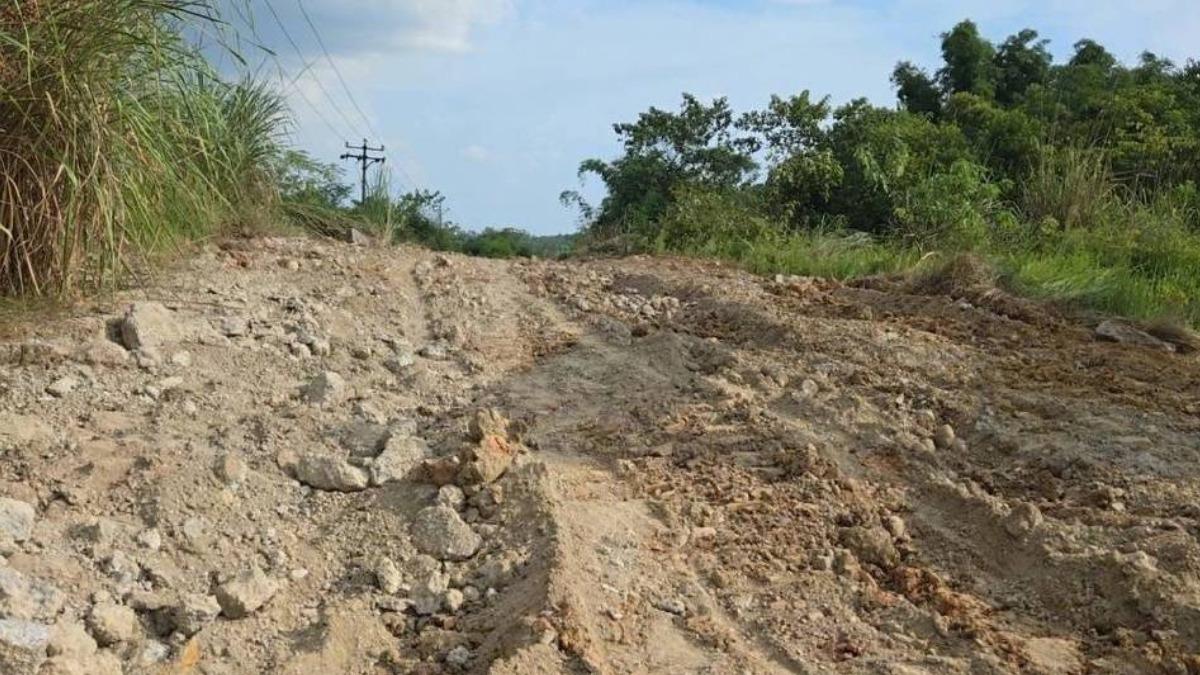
2 237 1199 674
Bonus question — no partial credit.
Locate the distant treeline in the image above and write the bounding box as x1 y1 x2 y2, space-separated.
560 20 1200 326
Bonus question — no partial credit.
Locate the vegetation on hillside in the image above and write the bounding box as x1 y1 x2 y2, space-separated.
564 21 1200 326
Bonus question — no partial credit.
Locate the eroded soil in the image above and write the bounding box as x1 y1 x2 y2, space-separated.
1 237 1198 674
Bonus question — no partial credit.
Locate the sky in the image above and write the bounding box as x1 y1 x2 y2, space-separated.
221 0 1200 235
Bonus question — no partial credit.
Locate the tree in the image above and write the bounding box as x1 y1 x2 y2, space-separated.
892 62 942 118
993 29 1051 105
274 150 351 209
573 94 758 238
938 20 996 98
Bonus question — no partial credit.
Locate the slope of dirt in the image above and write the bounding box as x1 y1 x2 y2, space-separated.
0 237 1198 674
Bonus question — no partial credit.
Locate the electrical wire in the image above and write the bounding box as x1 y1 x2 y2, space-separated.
261 0 366 141
296 0 381 141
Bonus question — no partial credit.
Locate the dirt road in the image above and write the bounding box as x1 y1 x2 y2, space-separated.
1 237 1198 674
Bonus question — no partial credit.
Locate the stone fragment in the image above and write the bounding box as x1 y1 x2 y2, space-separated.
294 455 369 493
370 436 430 486
410 506 482 562
86 603 136 646
119 302 182 351
302 371 348 406
0 499 35 543
0 619 50 674
215 567 278 619
457 435 517 486
841 526 900 569
171 594 220 636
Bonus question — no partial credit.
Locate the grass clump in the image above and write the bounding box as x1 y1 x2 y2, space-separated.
0 0 287 296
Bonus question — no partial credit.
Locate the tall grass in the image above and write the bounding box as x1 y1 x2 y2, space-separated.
0 0 287 295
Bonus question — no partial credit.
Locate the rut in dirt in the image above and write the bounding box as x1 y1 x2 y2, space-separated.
0 237 1199 675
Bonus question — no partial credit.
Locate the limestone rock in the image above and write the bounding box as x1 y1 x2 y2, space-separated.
302 371 348 406
0 618 50 674
294 455 369 493
86 603 136 646
215 567 278 619
0 498 35 543
171 594 221 636
370 436 430 486
119 302 182 351
410 506 482 562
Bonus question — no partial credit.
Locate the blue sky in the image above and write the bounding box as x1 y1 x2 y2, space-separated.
231 0 1200 235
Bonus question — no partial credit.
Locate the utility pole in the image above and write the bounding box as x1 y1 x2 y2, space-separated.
340 139 386 205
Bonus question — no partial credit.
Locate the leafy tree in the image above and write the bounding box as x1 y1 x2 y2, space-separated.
892 62 942 118
573 94 758 239
274 150 351 209
993 29 1051 105
938 20 996 98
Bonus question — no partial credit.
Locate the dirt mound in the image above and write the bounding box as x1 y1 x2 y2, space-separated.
1 238 1198 673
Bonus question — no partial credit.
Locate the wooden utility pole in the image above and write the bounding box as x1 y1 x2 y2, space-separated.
340 139 386 205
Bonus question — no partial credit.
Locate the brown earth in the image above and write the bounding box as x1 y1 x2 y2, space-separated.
1 236 1199 674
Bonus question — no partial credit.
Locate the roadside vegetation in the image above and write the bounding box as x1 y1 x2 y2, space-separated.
0 1 289 296
563 21 1200 326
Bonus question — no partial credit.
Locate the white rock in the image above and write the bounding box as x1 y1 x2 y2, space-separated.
369 436 430 486
171 594 221 636
410 506 482 562
215 567 278 619
86 602 136 646
45 376 79 398
119 302 182 351
0 568 63 621
294 455 369 493
0 499 35 543
0 618 50 674
302 371 347 406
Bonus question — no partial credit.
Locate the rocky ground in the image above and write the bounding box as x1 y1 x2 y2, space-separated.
1 236 1199 674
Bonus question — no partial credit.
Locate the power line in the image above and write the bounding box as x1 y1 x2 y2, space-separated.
261 0 366 140
296 0 380 140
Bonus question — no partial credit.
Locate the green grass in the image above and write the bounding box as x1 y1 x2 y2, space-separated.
0 1 287 296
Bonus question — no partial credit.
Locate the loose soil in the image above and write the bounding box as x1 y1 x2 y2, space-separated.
1 237 1198 674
